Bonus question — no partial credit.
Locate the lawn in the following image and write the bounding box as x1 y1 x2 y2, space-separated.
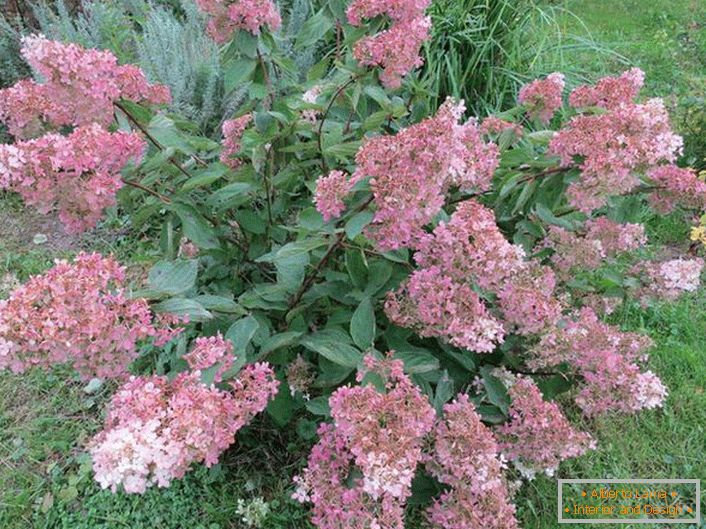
0 1 705 528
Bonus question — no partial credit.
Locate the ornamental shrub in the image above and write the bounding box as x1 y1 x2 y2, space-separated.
1 0 705 526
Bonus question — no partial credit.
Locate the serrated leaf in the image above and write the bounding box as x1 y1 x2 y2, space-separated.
181 164 228 191
350 297 375 349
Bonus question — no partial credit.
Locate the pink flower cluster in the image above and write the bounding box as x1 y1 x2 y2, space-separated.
0 124 145 233
386 199 561 352
350 99 499 250
496 377 595 478
313 170 352 222
631 258 704 303
426 394 520 529
518 72 565 124
0 35 170 139
0 253 181 380
195 0 281 43
549 70 683 213
569 68 645 110
347 0 431 88
293 355 435 529
220 114 252 170
531 307 667 416
90 363 278 493
184 333 234 383
647 165 706 213
542 217 647 277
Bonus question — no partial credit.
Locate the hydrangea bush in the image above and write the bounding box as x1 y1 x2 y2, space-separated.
0 0 704 526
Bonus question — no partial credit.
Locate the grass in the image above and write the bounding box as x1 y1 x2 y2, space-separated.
554 0 706 166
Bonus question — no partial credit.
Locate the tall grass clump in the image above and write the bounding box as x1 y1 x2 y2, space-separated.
421 0 621 113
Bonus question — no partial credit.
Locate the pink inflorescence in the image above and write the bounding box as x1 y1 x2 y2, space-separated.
542 217 647 277
549 70 683 213
347 0 431 88
195 0 281 43
0 124 145 233
531 307 666 416
313 170 352 222
184 333 234 384
0 35 170 139
386 199 561 351
569 68 645 110
647 165 706 213
0 253 182 380
518 72 565 124
220 114 252 169
425 394 520 529
90 363 278 494
496 377 595 478
631 258 704 304
350 100 499 250
293 355 435 529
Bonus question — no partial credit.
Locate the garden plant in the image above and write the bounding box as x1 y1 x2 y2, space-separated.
0 0 704 527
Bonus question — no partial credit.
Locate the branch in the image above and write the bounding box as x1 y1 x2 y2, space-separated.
114 101 193 179
122 179 171 204
317 76 358 174
288 195 374 309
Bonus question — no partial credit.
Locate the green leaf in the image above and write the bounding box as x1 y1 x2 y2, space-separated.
192 295 243 314
181 164 228 191
256 238 327 263
153 298 212 321
344 211 374 239
305 396 331 416
345 248 368 290
225 316 260 351
147 260 198 295
171 203 220 249
394 350 440 374
207 182 254 211
433 371 454 414
300 331 362 368
295 9 333 50
223 58 257 93
480 366 510 414
350 297 375 349
299 208 324 231
147 114 193 154
259 331 303 355
266 381 296 426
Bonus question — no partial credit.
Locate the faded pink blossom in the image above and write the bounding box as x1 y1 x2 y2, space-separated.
313 170 352 222
220 114 252 169
647 164 706 213
518 72 565 124
496 377 595 478
196 0 281 43
0 124 145 233
0 253 182 380
0 35 169 138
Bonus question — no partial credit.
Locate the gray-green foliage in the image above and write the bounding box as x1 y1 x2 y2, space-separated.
0 15 30 88
18 0 229 133
135 1 224 129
